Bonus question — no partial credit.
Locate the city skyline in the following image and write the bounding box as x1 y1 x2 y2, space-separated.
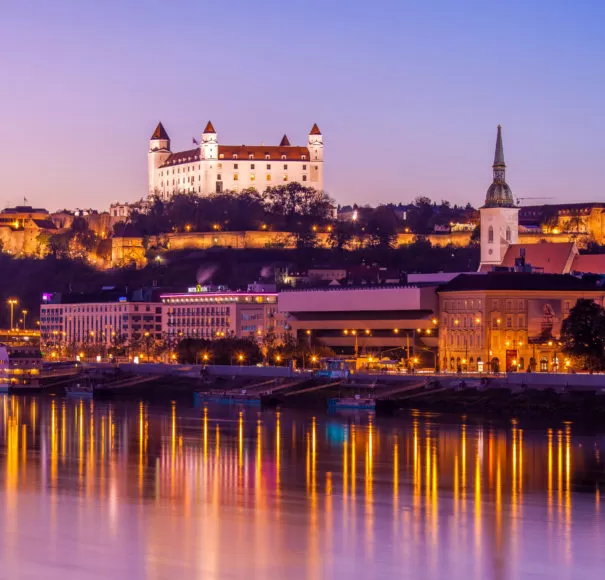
2 0 605 211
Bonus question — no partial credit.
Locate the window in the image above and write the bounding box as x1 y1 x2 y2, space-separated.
507 316 512 328
302 175 307 181
265 154 270 160
219 153 224 159
301 155 306 160
234 163 238 169
488 226 494 243
506 227 511 242
234 173 239 181
249 154 254 160
266 174 271 181
251 163 255 170
283 175 288 181
283 164 288 170
303 164 307 170
281 154 286 160
250 174 255 181
233 154 238 159
266 164 271 170
217 174 222 180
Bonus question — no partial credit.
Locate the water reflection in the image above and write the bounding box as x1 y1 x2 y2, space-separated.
0 395 603 578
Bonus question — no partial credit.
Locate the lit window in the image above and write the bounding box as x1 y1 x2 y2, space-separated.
283 175 288 181
234 174 239 181
250 174 255 181
219 153 224 159
266 174 271 181
218 163 222 168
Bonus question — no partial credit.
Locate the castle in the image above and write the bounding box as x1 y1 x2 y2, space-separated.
148 121 324 199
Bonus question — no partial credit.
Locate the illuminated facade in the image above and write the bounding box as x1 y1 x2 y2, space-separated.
438 272 605 372
161 287 290 343
40 296 162 350
148 121 324 198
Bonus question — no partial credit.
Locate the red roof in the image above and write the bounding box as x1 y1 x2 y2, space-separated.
309 123 321 135
151 122 169 140
279 134 291 146
203 121 216 133
571 254 605 274
499 242 577 274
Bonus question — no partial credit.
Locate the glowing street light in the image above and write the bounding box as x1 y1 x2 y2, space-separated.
7 299 18 331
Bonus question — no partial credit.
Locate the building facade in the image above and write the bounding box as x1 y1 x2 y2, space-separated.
148 121 324 199
40 293 162 354
160 286 290 344
278 285 440 365
437 272 605 373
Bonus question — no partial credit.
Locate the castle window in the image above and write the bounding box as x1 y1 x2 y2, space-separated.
303 165 307 170
281 154 286 160
249 154 254 160
217 174 222 180
234 164 238 169
251 164 255 170
250 175 255 181
283 164 288 170
301 155 306 160
266 164 271 170
506 227 511 242
234 174 239 181
218 163 222 169
219 154 224 159
265 154 270 160
266 174 271 181
488 226 494 243
283 175 288 181
233 154 238 160
302 175 307 181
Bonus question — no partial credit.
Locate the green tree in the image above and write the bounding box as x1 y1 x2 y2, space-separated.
560 299 605 371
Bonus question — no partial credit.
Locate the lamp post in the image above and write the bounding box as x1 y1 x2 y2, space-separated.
7 299 18 331
22 309 28 331
344 329 359 358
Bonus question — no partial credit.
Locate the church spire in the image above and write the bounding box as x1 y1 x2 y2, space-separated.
493 124 505 181
484 125 514 208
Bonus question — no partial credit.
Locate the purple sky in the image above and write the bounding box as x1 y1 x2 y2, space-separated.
2 0 604 211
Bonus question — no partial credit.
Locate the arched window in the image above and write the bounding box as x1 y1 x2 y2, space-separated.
506 227 511 242
488 226 494 243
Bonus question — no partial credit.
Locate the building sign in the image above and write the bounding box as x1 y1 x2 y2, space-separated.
528 299 562 341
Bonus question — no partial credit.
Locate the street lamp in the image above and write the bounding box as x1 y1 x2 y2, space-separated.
22 309 28 330
7 299 18 331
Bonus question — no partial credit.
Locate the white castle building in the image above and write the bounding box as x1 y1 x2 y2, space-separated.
148 121 324 198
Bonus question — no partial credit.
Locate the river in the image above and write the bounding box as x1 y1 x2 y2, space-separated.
0 395 603 579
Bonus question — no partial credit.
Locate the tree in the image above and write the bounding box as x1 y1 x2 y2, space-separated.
560 299 605 371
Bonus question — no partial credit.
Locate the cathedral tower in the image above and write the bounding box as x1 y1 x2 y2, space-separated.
479 125 519 268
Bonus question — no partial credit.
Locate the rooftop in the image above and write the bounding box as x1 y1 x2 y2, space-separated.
438 272 601 293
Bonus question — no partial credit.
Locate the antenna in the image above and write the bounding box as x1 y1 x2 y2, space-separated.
515 196 554 206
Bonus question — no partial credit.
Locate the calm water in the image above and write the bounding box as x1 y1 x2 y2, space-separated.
0 396 603 579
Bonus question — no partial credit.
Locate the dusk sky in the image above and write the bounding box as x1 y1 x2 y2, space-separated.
2 0 604 211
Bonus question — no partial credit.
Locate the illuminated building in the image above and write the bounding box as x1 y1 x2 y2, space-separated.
437 272 605 372
148 121 324 198
161 285 289 343
40 289 162 351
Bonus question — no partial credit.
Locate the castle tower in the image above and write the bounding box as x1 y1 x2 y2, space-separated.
479 125 519 269
308 123 324 188
148 122 171 195
200 121 218 194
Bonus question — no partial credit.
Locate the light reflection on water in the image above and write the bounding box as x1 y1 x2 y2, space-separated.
0 395 603 579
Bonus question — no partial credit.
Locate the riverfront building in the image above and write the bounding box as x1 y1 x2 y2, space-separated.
148 121 324 199
437 272 605 373
278 285 440 366
40 289 162 352
160 284 290 344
